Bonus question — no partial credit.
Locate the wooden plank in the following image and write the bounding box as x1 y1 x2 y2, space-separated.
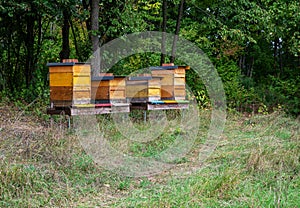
126 85 147 92
160 74 174 85
50 73 73 86
111 105 130 113
71 107 112 115
174 86 185 95
110 89 126 99
50 86 72 100
73 65 90 76
112 103 130 107
72 99 91 105
162 63 174 66
174 73 185 78
110 86 125 91
91 80 110 87
73 90 91 99
174 68 185 74
178 65 190 70
161 85 174 98
151 69 174 75
147 103 188 110
174 89 186 96
163 100 178 104
148 88 160 97
73 76 90 86
73 86 91 91
49 66 73 73
62 59 78 63
110 78 125 86
126 80 148 85
92 86 110 100
174 77 185 85
126 85 148 98
148 78 161 88
175 96 186 100
72 104 95 108
71 103 130 115
99 73 113 76
148 96 161 101
51 100 72 107
95 103 112 107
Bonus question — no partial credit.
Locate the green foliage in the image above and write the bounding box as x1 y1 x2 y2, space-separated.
0 0 299 116
256 75 300 115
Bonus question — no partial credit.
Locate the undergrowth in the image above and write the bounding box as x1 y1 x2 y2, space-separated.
0 99 299 207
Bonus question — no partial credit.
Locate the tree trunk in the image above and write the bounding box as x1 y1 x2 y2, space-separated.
82 0 91 32
70 19 80 60
273 37 279 71
170 0 184 63
25 11 35 88
91 0 100 77
160 0 167 65
59 10 70 62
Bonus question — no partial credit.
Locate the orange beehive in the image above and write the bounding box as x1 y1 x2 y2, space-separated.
48 62 91 107
126 75 161 102
150 65 189 100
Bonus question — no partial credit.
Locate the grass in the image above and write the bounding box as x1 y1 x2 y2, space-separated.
0 98 299 207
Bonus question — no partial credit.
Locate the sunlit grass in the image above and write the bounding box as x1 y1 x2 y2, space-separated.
0 99 299 207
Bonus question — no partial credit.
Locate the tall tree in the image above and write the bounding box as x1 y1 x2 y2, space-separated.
160 0 167 65
91 0 100 76
170 0 184 63
59 9 71 62
24 1 37 88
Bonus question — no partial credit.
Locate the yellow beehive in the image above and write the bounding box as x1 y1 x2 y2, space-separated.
91 74 114 103
109 76 126 102
150 65 189 100
48 62 91 107
126 75 161 102
151 66 175 99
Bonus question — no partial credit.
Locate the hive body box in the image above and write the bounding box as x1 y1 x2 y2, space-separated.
110 76 126 103
48 62 91 107
126 75 162 102
91 75 113 103
150 65 189 100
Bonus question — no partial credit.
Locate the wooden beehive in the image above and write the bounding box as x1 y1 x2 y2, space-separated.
174 66 189 100
91 74 114 103
148 76 162 101
109 76 126 102
150 65 189 100
48 62 91 107
150 66 176 100
126 75 161 102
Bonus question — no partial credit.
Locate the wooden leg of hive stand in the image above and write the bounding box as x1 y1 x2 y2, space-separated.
50 116 54 128
67 116 71 129
144 110 147 123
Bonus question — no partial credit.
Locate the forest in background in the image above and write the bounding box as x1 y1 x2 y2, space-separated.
0 0 299 115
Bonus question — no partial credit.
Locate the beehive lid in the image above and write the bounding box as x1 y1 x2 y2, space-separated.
149 66 178 70
92 76 114 81
127 76 152 81
46 62 87 67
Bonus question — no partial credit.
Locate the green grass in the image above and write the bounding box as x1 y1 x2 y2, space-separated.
0 99 299 207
